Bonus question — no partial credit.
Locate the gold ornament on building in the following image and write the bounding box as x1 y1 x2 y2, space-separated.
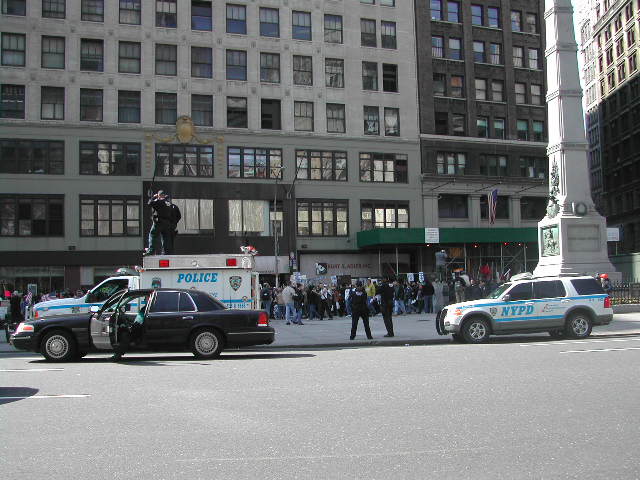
149 116 215 145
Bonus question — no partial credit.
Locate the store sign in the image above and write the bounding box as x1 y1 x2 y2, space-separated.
425 228 440 244
299 253 410 279
607 228 620 242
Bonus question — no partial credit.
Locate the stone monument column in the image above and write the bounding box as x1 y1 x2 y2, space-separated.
533 0 618 278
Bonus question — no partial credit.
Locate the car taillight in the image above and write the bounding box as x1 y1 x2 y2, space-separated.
15 323 34 334
258 312 269 327
604 296 611 308
34 310 39 319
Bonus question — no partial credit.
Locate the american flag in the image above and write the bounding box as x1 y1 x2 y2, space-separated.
487 189 499 225
24 289 33 305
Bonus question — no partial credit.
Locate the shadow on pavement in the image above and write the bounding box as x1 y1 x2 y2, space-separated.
28 352 316 365
0 387 39 406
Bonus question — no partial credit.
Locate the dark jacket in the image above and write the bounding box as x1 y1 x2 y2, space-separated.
350 288 368 313
149 197 173 229
423 281 435 296
377 282 395 306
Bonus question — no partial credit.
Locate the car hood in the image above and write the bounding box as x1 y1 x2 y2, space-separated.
29 312 93 326
34 296 86 310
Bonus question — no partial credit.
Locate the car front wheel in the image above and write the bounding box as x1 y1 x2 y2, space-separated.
190 329 224 359
461 317 490 343
565 312 593 339
41 330 77 362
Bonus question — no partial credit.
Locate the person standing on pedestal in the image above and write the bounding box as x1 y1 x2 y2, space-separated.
378 277 395 337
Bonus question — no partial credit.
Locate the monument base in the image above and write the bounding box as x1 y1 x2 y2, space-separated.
534 212 621 281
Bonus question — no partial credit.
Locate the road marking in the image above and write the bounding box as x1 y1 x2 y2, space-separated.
520 336 640 347
0 368 64 372
0 394 91 400
560 347 640 354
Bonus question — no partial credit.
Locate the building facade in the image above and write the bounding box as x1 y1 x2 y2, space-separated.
0 0 421 291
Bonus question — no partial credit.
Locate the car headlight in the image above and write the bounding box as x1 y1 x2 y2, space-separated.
15 322 35 334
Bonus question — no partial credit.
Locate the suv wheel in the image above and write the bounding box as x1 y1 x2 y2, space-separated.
190 329 224 359
462 317 490 343
565 312 593 339
41 330 77 362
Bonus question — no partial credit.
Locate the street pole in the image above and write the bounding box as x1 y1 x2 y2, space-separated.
274 176 279 288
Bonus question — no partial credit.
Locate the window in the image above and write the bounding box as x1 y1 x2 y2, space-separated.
488 7 500 27
191 0 212 31
511 10 521 32
532 121 544 141
119 0 141 25
0 84 24 118
325 58 344 88
261 99 281 129
382 64 398 92
493 118 505 139
617 62 626 81
326 103 345 133
156 44 177 76
43 0 65 18
80 142 141 175
447 1 460 22
471 4 483 25
229 200 279 236
361 202 409 230
489 43 501 64
361 18 377 47
324 14 343 43
525 13 537 33
520 196 547 220
294 101 314 131
119 41 141 73
1 33 25 66
533 280 566 299
479 155 507 176
155 92 177 125
433 73 445 95
150 291 180 312
477 116 488 137
435 111 448 134
292 11 311 40
227 147 282 179
362 61 378 90
80 196 140 237
384 108 400 136
480 195 509 219
190 291 224 310
359 152 407 182
363 106 379 135
630 54 638 73
2 0 25 15
226 4 246 34
296 150 347 181
449 37 462 59
452 114 465 135
260 7 279 37
528 48 539 69
155 144 214 177
606 48 613 66
156 0 176 27
293 55 312 85
0 139 64 174
192 94 213 126
260 52 280 83
507 282 533 301
41 36 65 69
627 29 636 47
520 156 547 178
226 50 246 80
432 35 444 57
81 0 103 21
531 84 542 105
79 88 102 122
438 194 468 218
381 21 397 49
513 46 523 67
491 80 504 101
227 97 247 127
380 0 395 5
515 82 526 103
80 39 103 71
436 152 466 175
40 86 64 120
191 46 212 78
517 119 528 140
451 75 464 97
171 199 214 234
475 78 487 100
473 41 485 62
296 200 348 236
0 195 63 236
431 0 442 20
117 90 140 123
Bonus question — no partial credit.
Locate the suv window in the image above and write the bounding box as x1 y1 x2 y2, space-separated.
533 280 566 299
570 278 605 295
150 291 180 312
507 282 533 301
92 279 130 302
190 291 226 311
179 292 196 312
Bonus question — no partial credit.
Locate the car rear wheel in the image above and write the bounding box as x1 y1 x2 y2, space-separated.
565 312 593 339
461 317 490 343
41 330 77 362
190 329 224 359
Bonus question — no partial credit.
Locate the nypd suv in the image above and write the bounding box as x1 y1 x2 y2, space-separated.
436 274 613 343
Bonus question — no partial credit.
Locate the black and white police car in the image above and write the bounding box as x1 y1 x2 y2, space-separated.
436 274 613 343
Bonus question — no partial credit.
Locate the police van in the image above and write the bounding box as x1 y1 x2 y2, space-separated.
435 274 614 343
31 254 260 321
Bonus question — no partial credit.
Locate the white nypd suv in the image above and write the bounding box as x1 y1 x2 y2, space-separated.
436 274 613 343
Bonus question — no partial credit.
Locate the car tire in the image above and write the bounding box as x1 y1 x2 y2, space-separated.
452 333 466 343
565 312 593 339
461 317 491 344
41 330 77 362
548 330 565 339
190 329 224 359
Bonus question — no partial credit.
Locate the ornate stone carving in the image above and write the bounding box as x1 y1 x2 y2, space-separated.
541 225 560 257
149 116 214 145
546 159 560 218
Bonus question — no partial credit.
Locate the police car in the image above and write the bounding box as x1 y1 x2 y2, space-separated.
435 274 613 343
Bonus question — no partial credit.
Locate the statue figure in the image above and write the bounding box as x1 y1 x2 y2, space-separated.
144 190 181 256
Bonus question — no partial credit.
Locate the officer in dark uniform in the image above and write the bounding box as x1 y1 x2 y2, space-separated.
349 281 372 340
145 191 178 255
378 276 395 337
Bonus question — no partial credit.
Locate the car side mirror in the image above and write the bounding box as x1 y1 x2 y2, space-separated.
502 294 511 302
89 305 100 313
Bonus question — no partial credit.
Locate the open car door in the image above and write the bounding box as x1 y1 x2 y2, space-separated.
89 290 127 350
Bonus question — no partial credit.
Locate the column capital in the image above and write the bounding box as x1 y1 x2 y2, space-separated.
546 89 583 101
544 5 573 19
546 141 588 155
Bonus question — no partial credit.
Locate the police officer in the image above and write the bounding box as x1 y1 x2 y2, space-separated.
145 191 179 256
349 281 372 340
378 276 395 337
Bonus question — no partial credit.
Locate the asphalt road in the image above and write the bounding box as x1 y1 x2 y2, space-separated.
2 335 640 480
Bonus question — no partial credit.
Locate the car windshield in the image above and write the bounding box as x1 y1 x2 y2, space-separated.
487 283 511 299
